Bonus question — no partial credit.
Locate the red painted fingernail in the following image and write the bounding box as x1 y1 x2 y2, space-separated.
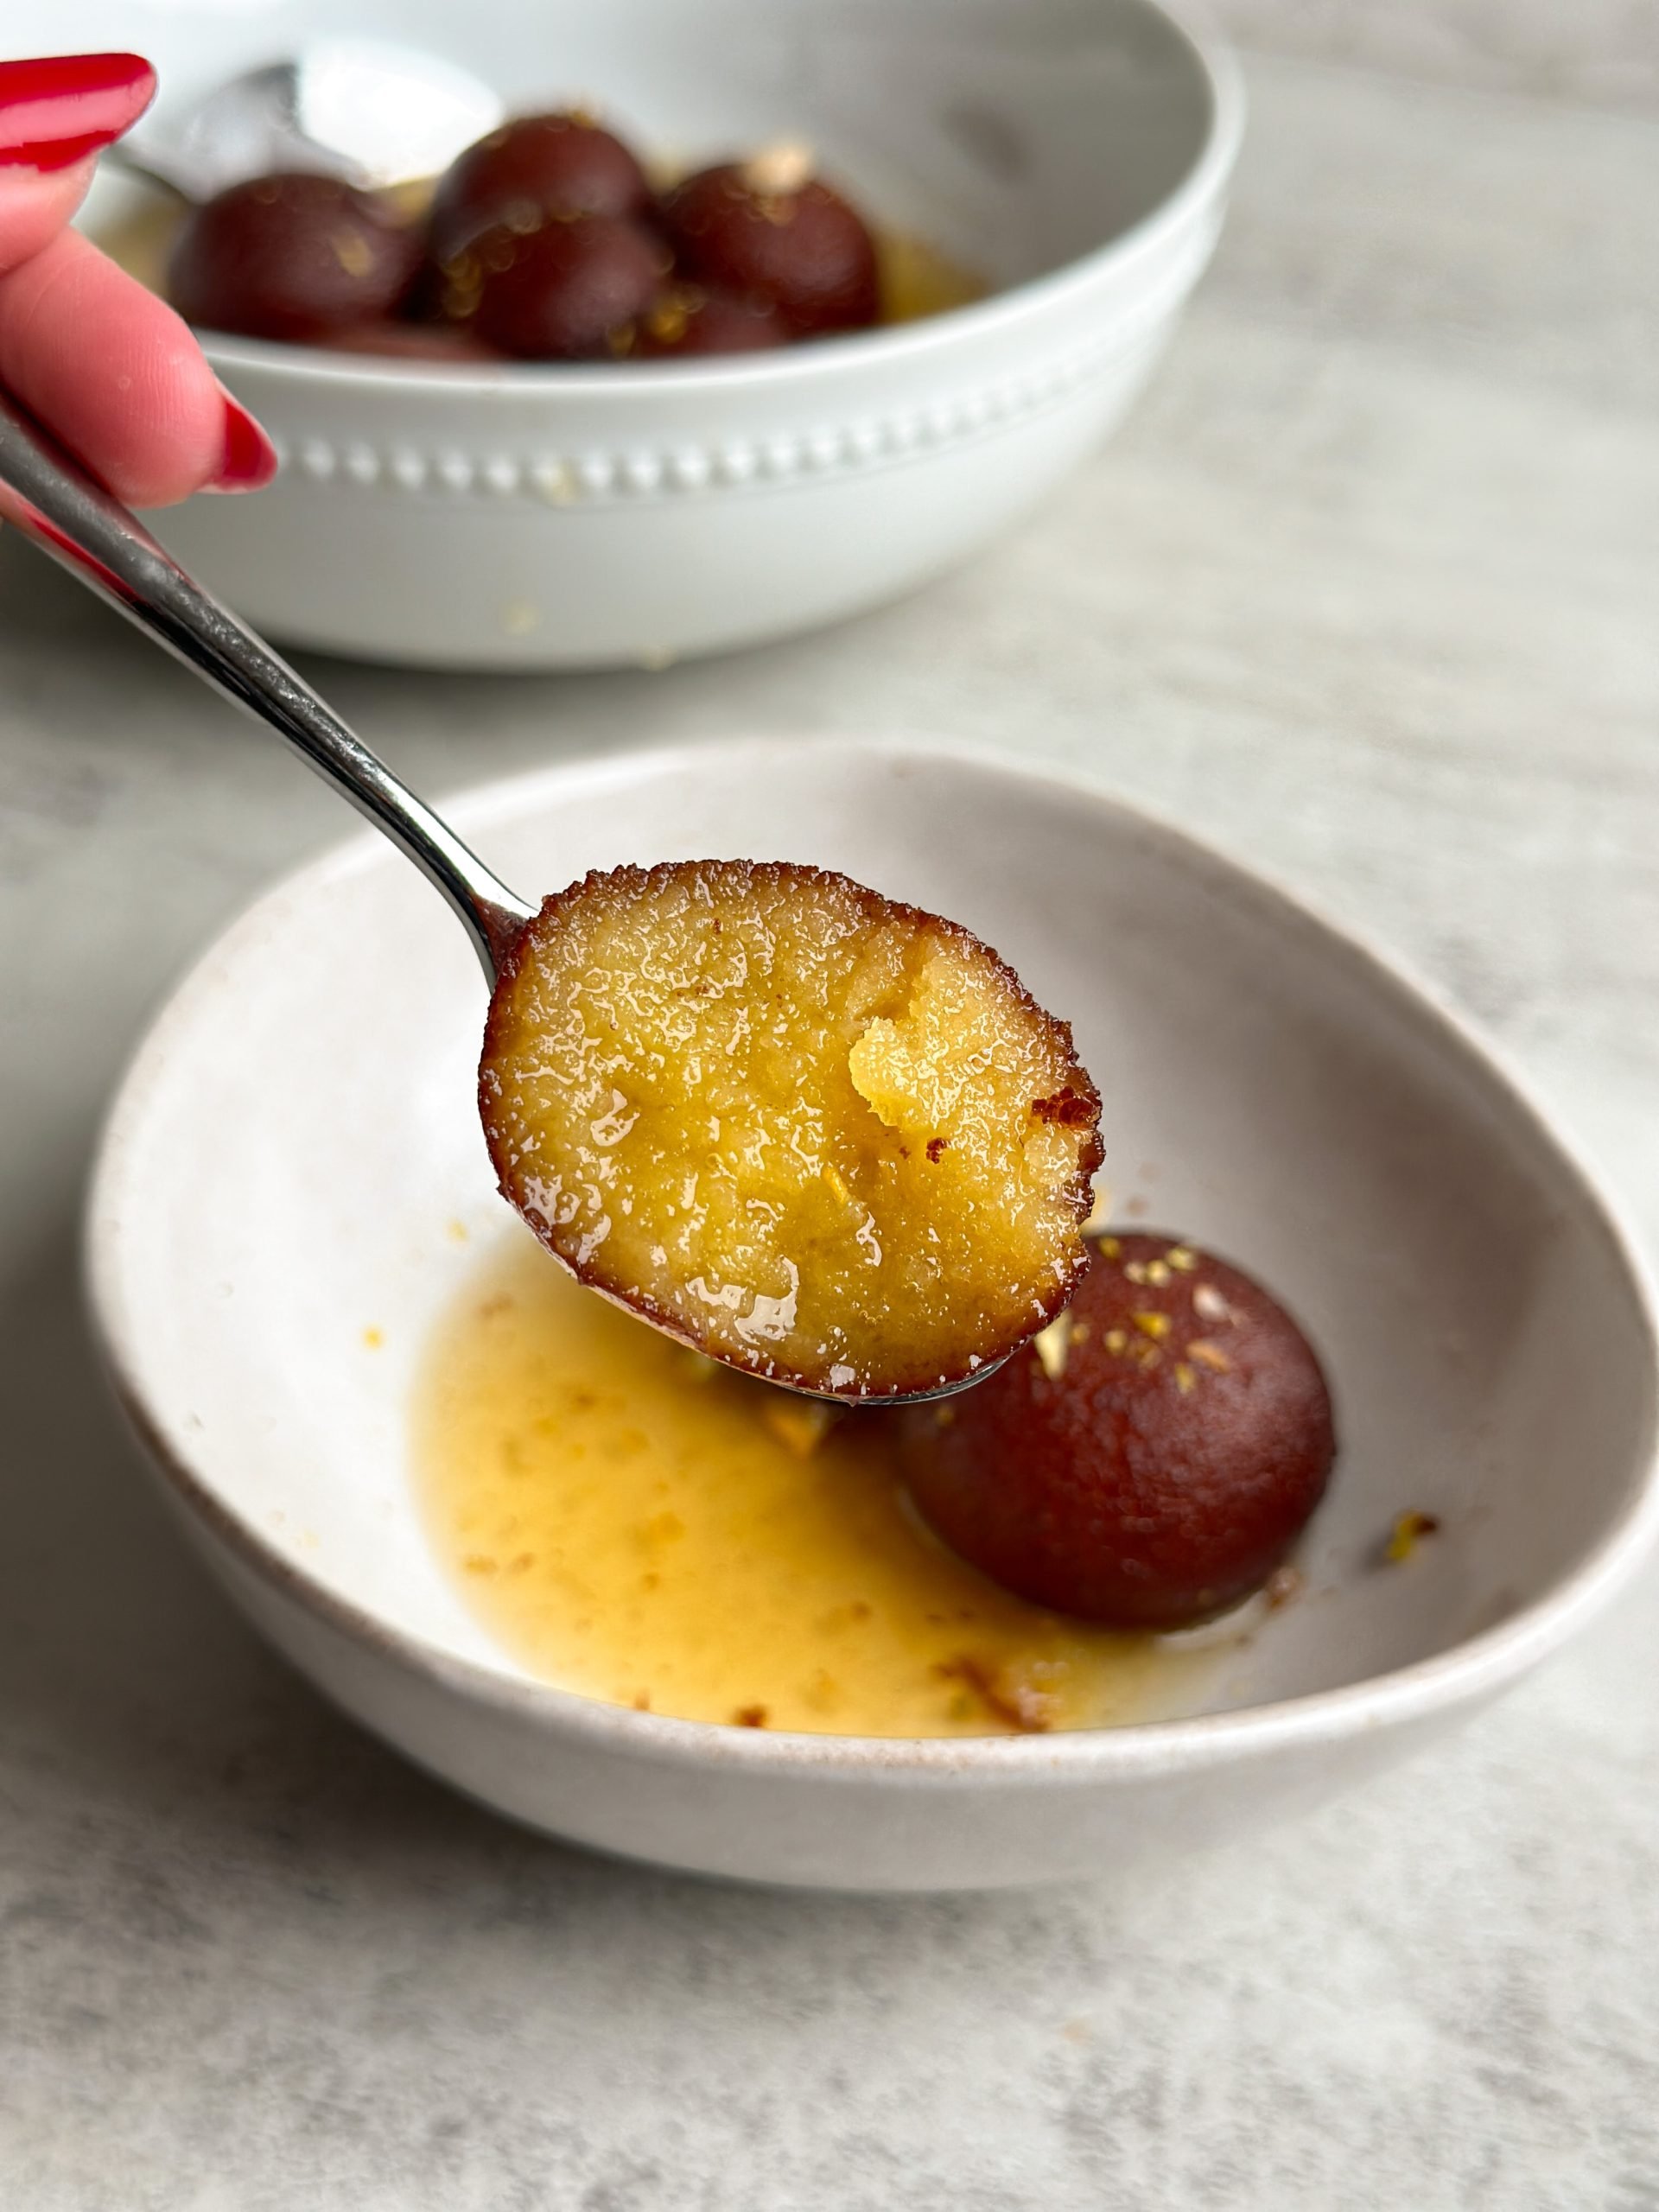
205 395 280 494
0 53 156 171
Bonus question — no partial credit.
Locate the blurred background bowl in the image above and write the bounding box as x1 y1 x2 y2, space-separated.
57 0 1241 668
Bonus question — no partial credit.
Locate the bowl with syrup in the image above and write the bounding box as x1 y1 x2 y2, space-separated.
87 741 1659 1888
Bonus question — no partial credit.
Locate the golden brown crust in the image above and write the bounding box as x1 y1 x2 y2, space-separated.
480 859 1103 1399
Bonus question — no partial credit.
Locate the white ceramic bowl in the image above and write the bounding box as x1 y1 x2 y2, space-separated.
86 741 1659 1889
61 0 1240 668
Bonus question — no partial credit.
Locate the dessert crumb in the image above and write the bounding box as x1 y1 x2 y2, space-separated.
1265 1563 1304 1609
1383 1510 1441 1565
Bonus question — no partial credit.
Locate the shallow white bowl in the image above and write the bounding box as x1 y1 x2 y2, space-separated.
60 0 1240 667
87 741 1659 1889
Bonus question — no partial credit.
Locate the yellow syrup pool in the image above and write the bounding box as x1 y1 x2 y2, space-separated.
413 1232 1214 1736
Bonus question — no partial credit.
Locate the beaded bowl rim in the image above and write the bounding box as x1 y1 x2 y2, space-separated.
260 292 1187 504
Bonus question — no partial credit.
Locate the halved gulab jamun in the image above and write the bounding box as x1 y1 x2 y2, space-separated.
429 111 652 261
478 860 1103 1400
439 213 671 359
900 1232 1336 1629
659 152 879 339
167 173 426 342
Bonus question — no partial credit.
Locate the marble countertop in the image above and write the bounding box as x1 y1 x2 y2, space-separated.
3 48 1657 2212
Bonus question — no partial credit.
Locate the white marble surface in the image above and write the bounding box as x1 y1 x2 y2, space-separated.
3 52 1658 2212
1211 0 1659 112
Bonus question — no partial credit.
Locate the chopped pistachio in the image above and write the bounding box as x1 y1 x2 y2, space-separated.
1033 1311 1074 1381
741 139 816 196
1384 1509 1441 1564
1132 1310 1171 1341
762 1401 837 1457
1186 1338 1233 1374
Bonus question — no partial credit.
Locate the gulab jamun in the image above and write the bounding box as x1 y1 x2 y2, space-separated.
659 150 879 339
317 321 504 364
899 1232 1335 1629
478 860 1103 1400
635 284 791 359
429 111 652 262
441 213 671 359
167 173 426 342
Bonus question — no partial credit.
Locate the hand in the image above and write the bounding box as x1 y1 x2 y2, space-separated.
0 52 276 505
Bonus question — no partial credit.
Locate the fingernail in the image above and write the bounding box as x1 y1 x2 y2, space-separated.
205 395 280 494
0 53 156 171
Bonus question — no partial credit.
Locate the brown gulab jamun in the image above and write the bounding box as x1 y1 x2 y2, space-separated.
635 284 791 359
440 213 671 359
316 321 504 363
478 860 1103 1400
429 111 652 262
900 1232 1335 1629
167 173 426 342
659 149 879 339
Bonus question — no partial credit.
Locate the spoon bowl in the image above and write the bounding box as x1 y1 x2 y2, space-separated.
112 37 504 200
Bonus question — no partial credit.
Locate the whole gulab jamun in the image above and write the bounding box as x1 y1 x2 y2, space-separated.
900 1232 1335 1630
168 173 426 342
635 283 791 359
429 111 652 261
659 150 879 338
317 321 504 363
442 213 671 359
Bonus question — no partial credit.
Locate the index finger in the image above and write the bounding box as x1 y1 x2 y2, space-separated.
0 51 157 274
0 161 97 276
0 54 275 503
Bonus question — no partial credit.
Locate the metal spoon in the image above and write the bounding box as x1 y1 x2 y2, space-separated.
111 38 504 202
0 388 1001 1408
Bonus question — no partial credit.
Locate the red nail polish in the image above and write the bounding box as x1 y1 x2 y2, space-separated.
0 53 156 171
207 396 280 494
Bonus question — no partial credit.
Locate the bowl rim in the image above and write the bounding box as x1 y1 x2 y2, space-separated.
85 735 1659 1786
181 0 1245 402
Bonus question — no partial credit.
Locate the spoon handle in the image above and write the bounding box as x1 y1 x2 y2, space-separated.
0 385 533 982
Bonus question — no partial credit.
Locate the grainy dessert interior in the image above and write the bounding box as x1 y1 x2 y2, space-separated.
480 860 1103 1396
